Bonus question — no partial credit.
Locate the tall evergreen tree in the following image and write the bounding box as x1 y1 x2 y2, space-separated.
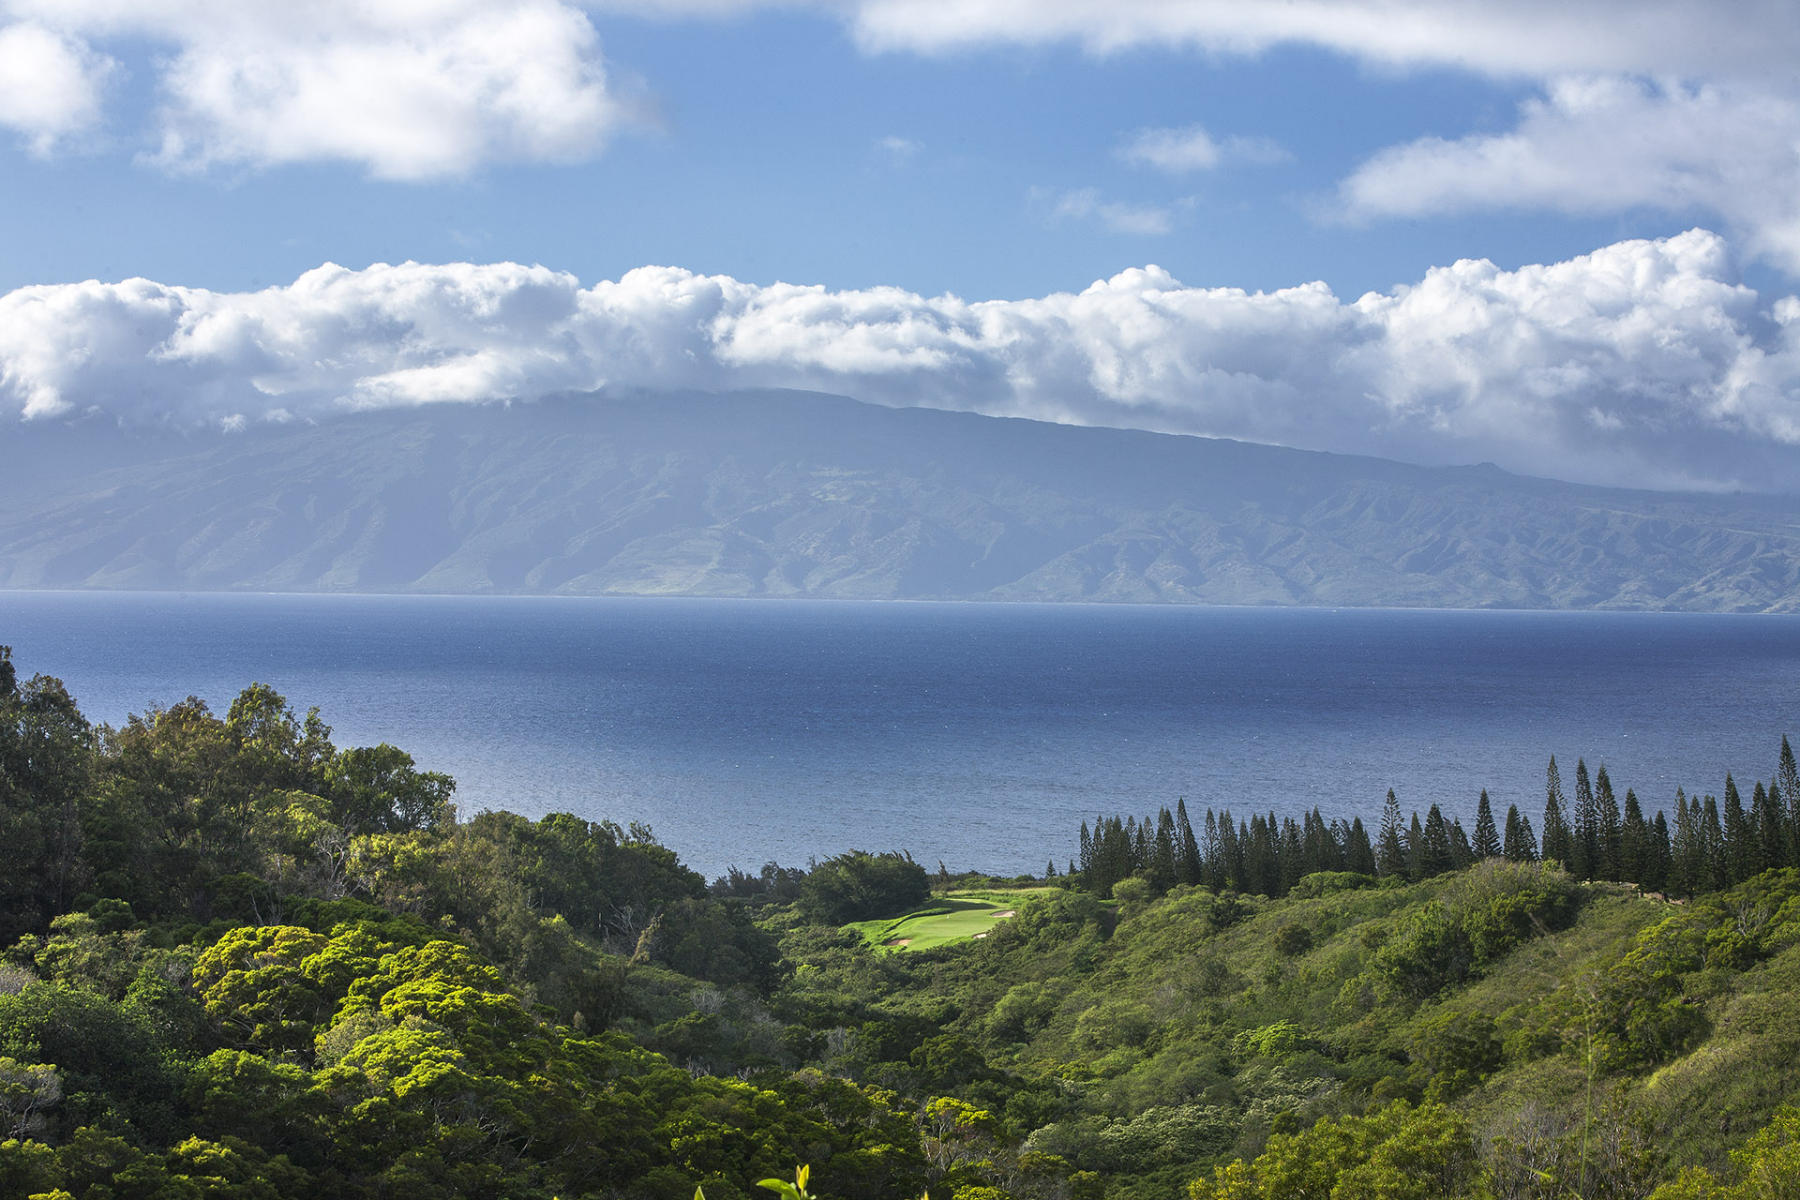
1503 803 1538 861
1420 805 1454 877
1175 798 1203 885
1619 788 1649 885
1647 811 1671 893
1278 816 1304 893
1407 812 1426 882
1148 808 1178 892
1669 788 1699 897
1201 809 1222 888
1302 808 1339 876
1473 790 1501 859
1701 795 1728 891
1448 819 1474 869
1752 780 1784 873
1782 735 1800 868
1244 815 1277 897
1722 776 1755 884
1542 757 1574 868
1572 758 1598 880
1594 765 1622 881
1376 789 1407 878
1345 816 1377 875
1219 811 1244 891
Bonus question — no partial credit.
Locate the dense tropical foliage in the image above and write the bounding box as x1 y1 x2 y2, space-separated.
3 644 1800 1199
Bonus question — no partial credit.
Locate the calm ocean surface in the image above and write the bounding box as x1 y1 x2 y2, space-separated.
3 591 1799 878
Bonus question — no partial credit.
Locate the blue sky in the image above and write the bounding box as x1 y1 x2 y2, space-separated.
0 8 1684 298
3 1 1799 491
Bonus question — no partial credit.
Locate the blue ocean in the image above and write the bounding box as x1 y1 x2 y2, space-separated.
3 591 1799 878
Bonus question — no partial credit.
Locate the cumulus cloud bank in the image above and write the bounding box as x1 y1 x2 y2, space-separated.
5 231 1800 492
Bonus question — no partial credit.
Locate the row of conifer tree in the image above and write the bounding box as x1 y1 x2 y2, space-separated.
1072 736 1800 900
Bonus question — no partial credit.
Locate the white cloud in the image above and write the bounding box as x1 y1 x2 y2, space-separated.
1041 188 1177 236
1120 123 1289 173
0 0 620 178
1340 77 1800 274
4 231 1800 490
1121 125 1220 172
841 0 1800 83
0 22 113 153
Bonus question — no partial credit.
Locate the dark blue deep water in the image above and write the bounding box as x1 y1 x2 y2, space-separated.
4 591 1800 878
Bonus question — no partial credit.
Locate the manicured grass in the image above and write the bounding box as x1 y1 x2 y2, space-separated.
846 888 1058 952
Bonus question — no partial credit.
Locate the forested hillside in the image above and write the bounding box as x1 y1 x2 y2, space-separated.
3 645 1799 1199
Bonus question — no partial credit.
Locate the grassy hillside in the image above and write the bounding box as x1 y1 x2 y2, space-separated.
844 889 1058 953
775 864 1800 1199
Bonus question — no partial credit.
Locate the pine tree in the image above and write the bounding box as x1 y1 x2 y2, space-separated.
1244 815 1277 897
1646 811 1671 893
1150 808 1178 892
1279 816 1304 894
1723 776 1755 884
1202 809 1223 889
1572 758 1598 880
1619 788 1649 885
1377 789 1407 878
1701 795 1727 891
1782 736 1800 868
1175 798 1203 885
1594 765 1622 881
1473 790 1502 859
1407 812 1425 882
1503 803 1539 861
1345 816 1376 875
1542 757 1574 868
1218 811 1243 891
1449 819 1474 869
1302 808 1338 876
1669 788 1699 897
1752 780 1784 873
1420 805 1453 877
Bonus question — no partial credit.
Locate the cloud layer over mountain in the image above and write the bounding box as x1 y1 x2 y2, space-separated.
5 230 1798 492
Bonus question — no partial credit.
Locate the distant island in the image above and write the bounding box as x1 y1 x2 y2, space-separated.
6 388 1800 610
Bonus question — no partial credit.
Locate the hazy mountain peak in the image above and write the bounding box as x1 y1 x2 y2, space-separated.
4 388 1799 611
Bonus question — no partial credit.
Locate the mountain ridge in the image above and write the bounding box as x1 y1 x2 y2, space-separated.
5 388 1800 610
